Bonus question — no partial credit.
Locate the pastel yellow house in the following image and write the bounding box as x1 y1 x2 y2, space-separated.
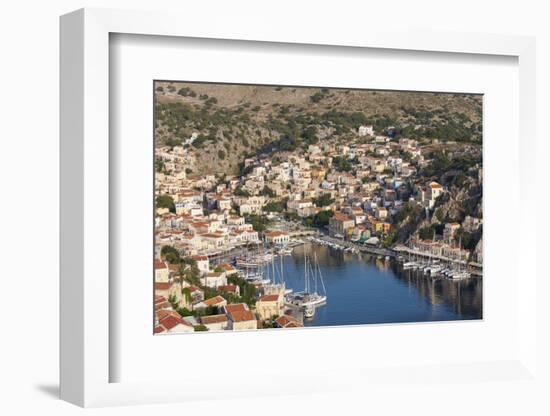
154 259 170 283
225 303 258 331
255 294 284 321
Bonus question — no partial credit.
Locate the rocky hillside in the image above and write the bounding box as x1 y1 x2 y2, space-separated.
390 148 483 249
154 81 482 176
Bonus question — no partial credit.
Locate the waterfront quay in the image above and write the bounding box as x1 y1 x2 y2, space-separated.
309 234 482 277
206 229 482 278
312 234 396 257
206 229 314 264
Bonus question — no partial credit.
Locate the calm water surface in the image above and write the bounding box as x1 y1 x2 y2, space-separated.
279 243 482 327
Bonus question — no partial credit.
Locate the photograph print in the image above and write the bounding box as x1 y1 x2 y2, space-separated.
154 81 483 334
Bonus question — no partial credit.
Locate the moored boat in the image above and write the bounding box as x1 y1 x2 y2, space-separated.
303 305 315 318
285 251 327 309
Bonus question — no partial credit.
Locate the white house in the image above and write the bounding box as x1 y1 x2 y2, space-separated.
200 272 227 289
191 255 210 275
358 125 374 137
264 231 290 245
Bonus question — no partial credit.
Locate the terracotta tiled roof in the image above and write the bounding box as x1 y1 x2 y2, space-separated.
275 314 303 328
259 294 279 302
332 212 352 222
155 282 172 291
229 310 255 322
159 314 192 330
155 259 168 270
157 309 181 321
203 295 226 306
155 295 167 305
225 303 248 314
201 314 228 325
221 284 239 291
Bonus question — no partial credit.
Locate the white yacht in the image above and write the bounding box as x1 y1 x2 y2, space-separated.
285 252 327 308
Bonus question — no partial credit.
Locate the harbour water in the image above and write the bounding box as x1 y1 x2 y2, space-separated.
281 242 482 327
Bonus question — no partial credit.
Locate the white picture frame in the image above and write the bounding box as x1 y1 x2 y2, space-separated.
60 7 538 407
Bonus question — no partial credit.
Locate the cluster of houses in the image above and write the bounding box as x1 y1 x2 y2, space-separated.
395 216 483 264
154 123 483 333
155 125 445 254
154 255 303 333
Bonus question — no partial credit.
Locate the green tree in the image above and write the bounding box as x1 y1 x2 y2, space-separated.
241 282 257 307
302 126 318 145
264 200 285 212
176 307 193 317
234 186 250 197
259 186 276 197
181 287 192 304
314 194 335 207
194 325 208 332
419 226 435 240
245 214 270 232
332 156 352 172
156 194 175 213
161 245 181 264
312 210 334 227
177 87 195 97
434 207 445 222
382 231 397 248
155 159 165 173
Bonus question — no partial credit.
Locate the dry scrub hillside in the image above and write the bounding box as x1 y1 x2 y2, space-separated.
154 81 482 176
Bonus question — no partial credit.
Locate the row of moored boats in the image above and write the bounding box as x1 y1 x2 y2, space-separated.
233 244 327 319
400 257 471 280
306 236 359 254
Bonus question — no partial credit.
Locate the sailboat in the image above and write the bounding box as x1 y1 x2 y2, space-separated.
285 251 327 308
236 244 271 285
424 230 442 276
448 236 471 280
262 248 291 293
236 243 274 268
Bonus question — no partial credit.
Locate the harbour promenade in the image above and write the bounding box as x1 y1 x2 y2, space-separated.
202 227 481 277
313 234 396 257
312 234 482 277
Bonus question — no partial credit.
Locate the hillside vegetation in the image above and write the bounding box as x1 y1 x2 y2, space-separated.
154 81 482 176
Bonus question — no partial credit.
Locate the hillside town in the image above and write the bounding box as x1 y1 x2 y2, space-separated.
154 118 483 333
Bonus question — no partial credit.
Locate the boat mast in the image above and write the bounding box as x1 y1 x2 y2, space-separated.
304 250 308 293
313 252 318 294
317 255 327 296
271 248 276 284
280 249 284 287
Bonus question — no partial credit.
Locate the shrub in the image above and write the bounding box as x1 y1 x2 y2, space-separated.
156 194 175 213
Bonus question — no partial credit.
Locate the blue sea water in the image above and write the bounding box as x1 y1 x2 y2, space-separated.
279 243 482 327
